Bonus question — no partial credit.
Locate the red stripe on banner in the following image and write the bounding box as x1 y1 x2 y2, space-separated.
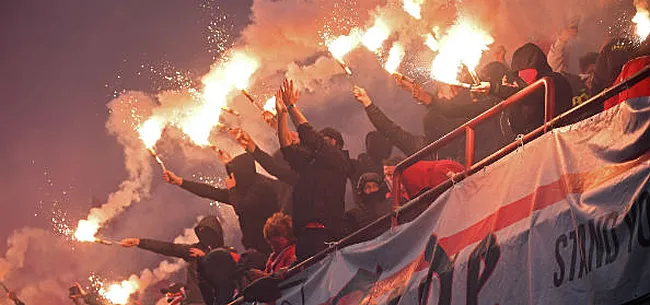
438 150 650 256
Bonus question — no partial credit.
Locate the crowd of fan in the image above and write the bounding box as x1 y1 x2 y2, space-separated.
7 28 647 305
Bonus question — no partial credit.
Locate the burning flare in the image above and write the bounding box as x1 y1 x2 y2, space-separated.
632 6 650 40
424 33 439 52
263 96 277 116
99 280 139 305
327 30 361 60
137 116 165 149
429 18 494 85
361 18 391 53
73 219 100 242
403 0 425 19
385 43 405 74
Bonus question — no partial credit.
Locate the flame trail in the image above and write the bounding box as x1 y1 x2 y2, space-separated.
429 18 494 85
361 17 391 53
633 4 650 40
326 30 361 75
263 96 277 116
384 43 405 74
402 0 425 19
424 33 439 52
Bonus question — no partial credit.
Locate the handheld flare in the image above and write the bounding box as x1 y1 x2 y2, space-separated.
94 238 116 246
334 58 353 76
0 282 9 293
221 107 240 117
241 89 257 105
147 148 167 172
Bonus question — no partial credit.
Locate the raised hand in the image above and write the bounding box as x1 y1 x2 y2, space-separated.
275 88 288 115
188 247 206 258
352 86 372 107
411 83 434 104
225 172 236 189
119 238 141 247
216 149 233 164
163 170 183 186
281 79 300 106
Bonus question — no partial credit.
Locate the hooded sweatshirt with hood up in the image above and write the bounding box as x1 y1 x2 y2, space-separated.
488 43 573 135
138 216 230 305
343 172 393 244
179 153 279 254
349 131 393 190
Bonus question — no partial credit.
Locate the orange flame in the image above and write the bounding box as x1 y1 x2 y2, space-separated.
327 30 362 60
99 280 139 305
137 116 165 149
263 96 277 115
403 0 425 19
385 43 405 74
633 7 650 40
73 219 100 242
430 18 493 84
361 18 391 53
424 33 439 52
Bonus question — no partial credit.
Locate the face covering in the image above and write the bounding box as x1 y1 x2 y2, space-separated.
518 69 538 85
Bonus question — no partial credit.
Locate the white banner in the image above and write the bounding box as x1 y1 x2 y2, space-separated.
276 97 650 305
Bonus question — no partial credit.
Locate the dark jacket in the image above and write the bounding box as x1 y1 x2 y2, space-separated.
590 38 636 96
349 131 393 189
250 147 298 216
343 173 393 244
179 153 278 254
489 43 573 135
281 123 349 236
138 216 227 305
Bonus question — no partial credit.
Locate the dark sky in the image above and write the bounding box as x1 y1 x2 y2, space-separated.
0 0 253 246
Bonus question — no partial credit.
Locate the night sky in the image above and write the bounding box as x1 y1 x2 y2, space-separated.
0 0 253 247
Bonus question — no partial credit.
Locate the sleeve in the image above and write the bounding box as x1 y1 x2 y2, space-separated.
180 179 231 204
138 238 192 260
364 104 425 156
547 37 570 73
488 73 527 101
252 147 299 185
281 144 312 172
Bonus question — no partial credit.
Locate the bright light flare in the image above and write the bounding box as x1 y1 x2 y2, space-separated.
137 116 165 149
327 30 361 60
224 52 260 91
100 280 139 305
74 219 100 242
403 0 425 19
430 18 494 85
263 96 277 115
361 18 391 53
424 33 439 52
633 7 650 40
385 43 405 74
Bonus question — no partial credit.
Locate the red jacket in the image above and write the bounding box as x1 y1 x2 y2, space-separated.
401 160 465 198
265 244 296 274
604 56 650 110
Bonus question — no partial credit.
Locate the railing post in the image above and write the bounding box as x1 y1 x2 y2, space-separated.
465 126 475 169
543 78 556 131
392 172 401 226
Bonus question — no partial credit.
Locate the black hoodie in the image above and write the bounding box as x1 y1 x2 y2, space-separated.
179 153 278 254
343 173 392 244
489 43 573 135
138 216 228 305
349 131 393 189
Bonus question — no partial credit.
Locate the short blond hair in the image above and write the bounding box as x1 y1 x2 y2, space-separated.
263 213 294 241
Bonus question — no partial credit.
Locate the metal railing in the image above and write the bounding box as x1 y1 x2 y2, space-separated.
228 64 650 305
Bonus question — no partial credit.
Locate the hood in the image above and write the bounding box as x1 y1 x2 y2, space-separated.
479 61 513 83
226 153 257 193
318 127 344 148
591 38 635 94
194 216 224 249
365 131 392 160
356 172 388 206
511 43 552 75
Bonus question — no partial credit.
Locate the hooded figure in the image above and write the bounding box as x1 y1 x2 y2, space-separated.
590 38 636 96
488 43 573 135
343 173 393 244
178 153 279 254
135 216 231 305
349 131 393 191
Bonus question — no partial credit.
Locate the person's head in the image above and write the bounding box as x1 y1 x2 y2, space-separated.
263 213 294 253
591 38 635 93
195 216 225 250
318 127 344 149
479 61 512 83
511 43 553 84
365 131 392 160
579 52 598 75
382 156 404 183
356 172 387 205
225 153 257 192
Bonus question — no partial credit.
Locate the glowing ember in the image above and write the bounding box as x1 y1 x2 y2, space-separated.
224 52 260 91
430 18 494 84
263 96 277 115
385 43 405 74
424 33 439 52
632 7 650 40
361 18 391 53
74 219 100 242
99 280 138 305
327 30 362 60
137 116 165 149
403 0 425 19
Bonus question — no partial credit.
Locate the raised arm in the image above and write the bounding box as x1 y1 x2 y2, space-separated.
353 86 425 155
163 170 232 204
120 237 192 260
